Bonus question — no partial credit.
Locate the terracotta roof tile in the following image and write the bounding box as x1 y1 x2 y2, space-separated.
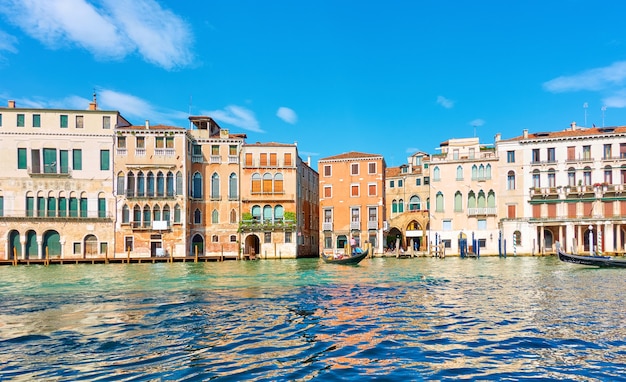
319 151 383 161
502 126 626 142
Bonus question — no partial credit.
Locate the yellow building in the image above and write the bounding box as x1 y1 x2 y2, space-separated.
0 98 129 260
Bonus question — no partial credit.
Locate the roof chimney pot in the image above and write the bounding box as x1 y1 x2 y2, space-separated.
8 100 15 108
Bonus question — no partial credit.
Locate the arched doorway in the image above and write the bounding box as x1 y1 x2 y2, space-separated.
244 234 260 258
191 234 204 256
8 230 21 260
543 229 554 252
336 235 348 251
84 234 97 257
25 230 37 259
406 220 422 251
386 227 402 250
43 230 61 257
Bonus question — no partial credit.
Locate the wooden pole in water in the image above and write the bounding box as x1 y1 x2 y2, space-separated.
45 246 49 266
13 247 17 266
170 246 173 263
127 246 131 264
194 245 198 263
105 246 109 264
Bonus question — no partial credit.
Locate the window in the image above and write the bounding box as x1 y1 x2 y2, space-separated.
264 232 272 243
398 179 403 187
98 197 106 218
33 114 41 128
285 232 292 243
166 137 174 148
453 149 459 160
532 170 540 188
229 145 237 156
100 242 108 255
122 205 130 223
368 162 376 174
350 184 359 197
103 116 111 129
548 170 556 188
435 192 444 212
507 171 515 190
212 209 219 224
26 196 34 217
192 173 202 198
390 180 395 188
117 136 126 148
194 209 201 224
409 196 420 211
454 191 462 212
368 183 377 196
442 220 452 230
18 148 27 169
368 206 377 223
73 243 81 255
17 114 24 127
230 235 237 243
532 149 540 163
583 167 592 185
605 166 613 184
507 151 515 163
124 237 134 252
73 149 82 170
351 163 359 175
69 196 78 217
100 150 110 170
351 208 360 224
80 196 88 217
211 173 220 199
174 204 181 223
76 115 83 129
43 148 56 174
0 196 3 217
284 152 292 166
156 137 164 148
416 178 421 186
583 145 591 160
324 233 332 249
433 167 440 181
324 186 332 198
568 168 576 186
269 153 277 166
324 165 331 177
478 219 487 230
547 147 556 162
60 115 68 128
0 113 2 127
137 136 145 149
424 177 430 185
392 199 398 213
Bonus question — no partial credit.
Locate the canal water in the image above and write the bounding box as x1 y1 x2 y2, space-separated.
0 257 624 381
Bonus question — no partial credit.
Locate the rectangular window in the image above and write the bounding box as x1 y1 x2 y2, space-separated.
390 180 395 188
155 137 164 148
229 145 237 156
37 196 45 217
285 232 292 243
416 178 421 186
69 197 78 217
350 184 359 197
60 115 68 128
73 149 82 170
211 145 219 155
324 186 331 198
124 237 134 252
477 219 487 230
0 113 3 127
368 162 376 174
424 177 430 185
73 243 81 255
33 114 41 127
137 136 145 149
583 145 591 160
260 153 268 166
17 114 24 127
269 153 277 166
507 151 515 163
398 179 403 187
80 197 88 218
117 136 126 148
100 242 108 255
60 150 68 174
567 146 576 160
442 240 451 249
18 148 27 169
245 153 252 166
324 165 331 177
26 196 34 217
532 149 540 163
166 137 174 148
351 163 359 175
31 149 40 173
478 239 486 248
98 197 106 218
264 232 271 243
102 116 110 129
0 196 3 217
442 220 452 230
604 144 612 159
43 148 57 173
368 183 377 196
284 153 292 166
547 147 556 162
100 150 110 170
58 197 67 217
453 149 459 160
76 115 84 128
369 207 377 222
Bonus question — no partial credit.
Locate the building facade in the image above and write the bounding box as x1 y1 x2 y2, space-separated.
318 152 386 255
0 99 130 260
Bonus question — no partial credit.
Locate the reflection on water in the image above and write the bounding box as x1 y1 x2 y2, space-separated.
0 257 624 381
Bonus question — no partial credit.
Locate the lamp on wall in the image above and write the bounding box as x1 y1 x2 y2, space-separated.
489 233 493 241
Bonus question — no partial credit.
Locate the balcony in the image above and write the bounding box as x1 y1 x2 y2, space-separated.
135 148 146 157
192 155 203 163
367 220 378 230
116 148 127 156
210 155 221 164
239 219 296 233
28 166 72 178
350 221 360 230
323 222 333 231
154 148 175 157
467 207 497 216
228 155 239 164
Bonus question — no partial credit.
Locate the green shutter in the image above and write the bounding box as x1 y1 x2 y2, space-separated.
33 114 41 127
98 198 106 218
17 114 24 127
0 196 3 217
43 148 56 173
37 197 45 217
48 197 56 217
0 113 3 127
60 150 68 174
60 115 68 128
100 150 110 171
69 197 78 217
80 198 87 217
73 149 82 170
18 148 27 169
58 197 67 217
26 197 34 217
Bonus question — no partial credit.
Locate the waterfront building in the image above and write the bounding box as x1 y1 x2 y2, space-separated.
318 152 386 255
113 120 188 258
384 151 431 252
0 98 130 260
497 123 626 256
187 116 246 258
428 138 500 256
240 142 319 259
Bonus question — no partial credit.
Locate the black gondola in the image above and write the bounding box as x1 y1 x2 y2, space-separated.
322 248 369 265
557 248 626 268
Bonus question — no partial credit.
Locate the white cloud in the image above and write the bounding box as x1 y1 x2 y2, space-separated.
470 119 485 127
0 29 18 53
602 91 626 108
203 105 264 133
276 107 297 124
98 89 188 124
543 61 626 93
0 0 193 69
436 95 454 109
405 147 419 154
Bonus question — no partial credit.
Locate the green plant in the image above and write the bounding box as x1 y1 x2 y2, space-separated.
284 211 296 222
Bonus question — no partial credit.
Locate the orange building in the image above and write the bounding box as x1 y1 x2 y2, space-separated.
318 152 386 255
240 143 319 258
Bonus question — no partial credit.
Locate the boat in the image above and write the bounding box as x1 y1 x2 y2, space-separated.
322 248 369 265
557 247 626 268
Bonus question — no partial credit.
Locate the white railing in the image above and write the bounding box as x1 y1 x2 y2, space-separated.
467 207 497 216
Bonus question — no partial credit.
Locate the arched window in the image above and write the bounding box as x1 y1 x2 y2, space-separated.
146 171 155 197
194 209 202 224
454 191 462 212
435 192 444 212
176 171 183 195
47 191 56 217
392 199 398 213
79 192 87 218
471 165 478 180
604 165 613 184
117 172 125 195
486 164 492 179
398 199 404 213
568 167 576 186
229 173 238 199
275 205 284 221
143 205 151 227
211 173 220 199
467 191 476 209
163 204 171 222
97 192 106 218
153 204 161 221
174 204 181 223
156 171 165 197
478 164 485 179
433 166 441 181
263 205 272 222
477 190 486 208
456 165 463 180
126 171 135 197
263 173 272 193
487 190 496 208
230 209 237 224
251 173 261 194
409 196 420 211
251 205 261 221
548 168 556 188
192 172 202 198
212 209 218 224
166 172 174 196
274 173 284 193
137 171 145 197
133 205 141 225
583 167 592 185
532 169 540 188
507 171 515 190
122 205 130 223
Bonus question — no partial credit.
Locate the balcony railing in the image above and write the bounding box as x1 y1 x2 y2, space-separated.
239 219 296 232
467 207 497 216
192 155 203 163
210 155 221 164
155 148 175 157
350 221 360 230
367 220 378 230
228 155 239 164
323 222 333 231
28 166 72 177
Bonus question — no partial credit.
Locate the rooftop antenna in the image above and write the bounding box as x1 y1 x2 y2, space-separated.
188 95 193 129
583 102 588 126
601 105 606 127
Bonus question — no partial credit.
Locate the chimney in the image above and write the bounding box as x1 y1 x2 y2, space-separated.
570 121 577 130
8 100 15 108
145 120 150 129
307 156 311 166
88 92 97 110
523 129 528 139
494 133 501 142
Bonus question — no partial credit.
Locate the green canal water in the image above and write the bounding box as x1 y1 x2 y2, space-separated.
0 256 624 381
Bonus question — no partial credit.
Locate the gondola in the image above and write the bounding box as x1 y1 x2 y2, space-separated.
557 248 626 268
322 248 369 265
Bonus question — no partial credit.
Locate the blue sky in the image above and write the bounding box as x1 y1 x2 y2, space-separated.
2 1 626 167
